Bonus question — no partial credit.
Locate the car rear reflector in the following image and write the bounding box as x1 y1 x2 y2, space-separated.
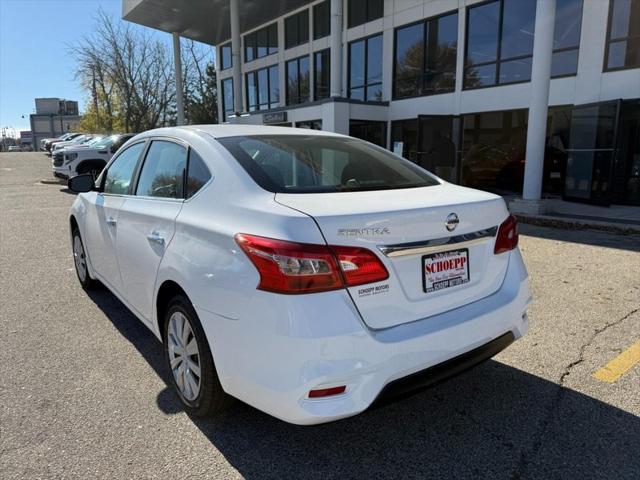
235 234 388 294
494 214 519 254
308 386 346 398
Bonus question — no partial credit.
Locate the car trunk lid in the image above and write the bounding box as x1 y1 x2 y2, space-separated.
276 183 511 329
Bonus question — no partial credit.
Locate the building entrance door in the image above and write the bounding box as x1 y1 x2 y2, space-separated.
416 115 460 183
612 100 640 206
563 101 620 206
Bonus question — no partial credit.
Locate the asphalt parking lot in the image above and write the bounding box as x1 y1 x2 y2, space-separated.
1 151 639 479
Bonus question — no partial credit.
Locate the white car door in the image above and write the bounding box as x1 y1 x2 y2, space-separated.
85 141 147 292
115 139 186 321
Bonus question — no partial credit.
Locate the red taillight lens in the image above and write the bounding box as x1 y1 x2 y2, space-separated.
235 234 343 294
234 234 388 294
332 246 389 287
494 214 519 254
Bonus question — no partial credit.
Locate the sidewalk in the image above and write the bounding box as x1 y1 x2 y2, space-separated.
507 196 640 234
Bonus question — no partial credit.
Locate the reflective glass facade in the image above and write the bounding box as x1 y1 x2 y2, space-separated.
286 56 310 105
245 23 278 62
314 49 330 100
349 34 383 101
394 11 458 99
285 10 309 49
605 0 640 71
348 0 384 29
464 0 536 88
246 65 279 111
313 1 330 40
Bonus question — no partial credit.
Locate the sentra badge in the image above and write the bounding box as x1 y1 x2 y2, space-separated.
337 227 391 236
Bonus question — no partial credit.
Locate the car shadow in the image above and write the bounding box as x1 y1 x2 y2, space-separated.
520 223 640 252
86 288 640 479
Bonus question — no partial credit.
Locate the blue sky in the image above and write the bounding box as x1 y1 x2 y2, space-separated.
0 0 171 133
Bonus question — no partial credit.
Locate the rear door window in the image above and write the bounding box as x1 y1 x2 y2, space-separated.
136 140 187 199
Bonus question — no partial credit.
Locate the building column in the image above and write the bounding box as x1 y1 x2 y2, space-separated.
172 32 185 126
521 0 556 207
230 0 244 114
330 0 343 97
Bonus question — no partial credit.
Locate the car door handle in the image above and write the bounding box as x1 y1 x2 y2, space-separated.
147 231 165 246
106 217 117 226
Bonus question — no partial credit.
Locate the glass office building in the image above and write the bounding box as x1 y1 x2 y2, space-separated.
124 0 640 206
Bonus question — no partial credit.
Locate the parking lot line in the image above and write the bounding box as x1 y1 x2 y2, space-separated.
593 339 640 383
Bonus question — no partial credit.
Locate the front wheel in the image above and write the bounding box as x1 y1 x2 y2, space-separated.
72 227 98 290
163 295 231 417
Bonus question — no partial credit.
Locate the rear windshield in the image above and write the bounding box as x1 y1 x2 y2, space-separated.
217 135 439 193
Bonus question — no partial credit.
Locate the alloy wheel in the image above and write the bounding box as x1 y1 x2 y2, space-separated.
73 235 87 282
167 311 202 401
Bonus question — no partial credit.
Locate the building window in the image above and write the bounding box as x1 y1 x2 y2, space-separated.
349 34 383 101
220 43 232 70
390 119 418 163
604 0 640 71
296 120 323 130
285 10 309 49
393 11 458 99
460 109 528 193
552 0 583 77
348 0 384 29
244 23 278 62
246 65 279 111
314 49 330 100
464 0 536 89
313 1 330 40
349 120 387 148
286 56 311 105
221 78 234 121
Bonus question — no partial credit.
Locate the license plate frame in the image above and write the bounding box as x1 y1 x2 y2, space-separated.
422 248 470 294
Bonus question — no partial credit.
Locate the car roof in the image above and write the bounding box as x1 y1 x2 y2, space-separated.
136 124 350 140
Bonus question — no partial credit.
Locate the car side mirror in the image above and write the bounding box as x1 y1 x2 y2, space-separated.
68 174 96 193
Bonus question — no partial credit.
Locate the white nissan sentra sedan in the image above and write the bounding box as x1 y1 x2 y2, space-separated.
67 125 531 425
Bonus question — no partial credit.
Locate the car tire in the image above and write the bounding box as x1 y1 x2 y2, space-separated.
162 295 231 417
71 227 99 290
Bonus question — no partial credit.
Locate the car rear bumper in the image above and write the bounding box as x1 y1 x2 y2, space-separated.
196 248 531 425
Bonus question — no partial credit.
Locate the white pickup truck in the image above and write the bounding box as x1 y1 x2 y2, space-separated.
53 133 135 180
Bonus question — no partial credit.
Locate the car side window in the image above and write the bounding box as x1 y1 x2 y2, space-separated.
186 149 212 198
136 140 187 199
102 142 145 195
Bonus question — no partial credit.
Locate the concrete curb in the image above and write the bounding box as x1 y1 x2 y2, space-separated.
515 214 640 235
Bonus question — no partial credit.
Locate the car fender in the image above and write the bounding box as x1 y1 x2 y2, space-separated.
69 193 98 280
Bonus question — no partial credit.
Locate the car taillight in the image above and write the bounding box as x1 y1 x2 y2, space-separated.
235 234 388 294
331 246 389 287
494 214 519 254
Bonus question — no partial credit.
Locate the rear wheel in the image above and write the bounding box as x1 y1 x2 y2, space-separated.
162 295 231 416
72 227 98 290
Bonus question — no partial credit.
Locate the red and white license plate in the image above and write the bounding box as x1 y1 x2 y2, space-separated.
422 248 470 293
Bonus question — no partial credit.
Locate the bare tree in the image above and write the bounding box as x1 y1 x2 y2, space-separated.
181 40 218 125
72 10 177 132
73 10 218 132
